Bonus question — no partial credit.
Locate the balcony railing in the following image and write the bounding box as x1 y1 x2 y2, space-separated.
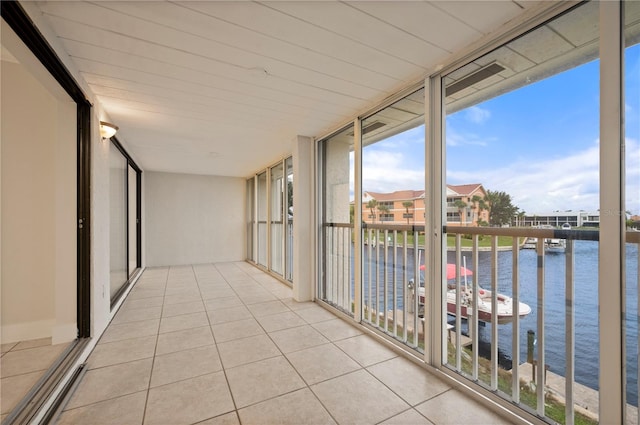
321 223 354 315
362 224 425 350
320 222 640 424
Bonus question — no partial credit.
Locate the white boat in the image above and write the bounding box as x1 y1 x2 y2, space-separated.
411 262 532 324
417 286 532 325
544 237 566 253
522 237 537 249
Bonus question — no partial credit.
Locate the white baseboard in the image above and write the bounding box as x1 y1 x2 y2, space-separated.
52 323 77 345
1 319 54 344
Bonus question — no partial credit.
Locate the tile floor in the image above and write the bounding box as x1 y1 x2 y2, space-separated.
55 262 513 425
1 337 71 421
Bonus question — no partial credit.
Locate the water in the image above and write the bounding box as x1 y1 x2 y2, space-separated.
357 240 639 406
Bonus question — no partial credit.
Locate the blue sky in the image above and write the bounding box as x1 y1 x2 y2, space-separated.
361 43 640 216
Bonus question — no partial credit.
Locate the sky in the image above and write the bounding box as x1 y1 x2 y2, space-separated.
360 43 640 216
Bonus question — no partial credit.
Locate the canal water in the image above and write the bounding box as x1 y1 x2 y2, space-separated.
359 240 639 406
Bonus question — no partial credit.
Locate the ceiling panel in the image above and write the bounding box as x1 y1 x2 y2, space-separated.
42 8 384 102
432 1 525 34
181 1 426 81
97 1 403 90
347 1 481 53
261 1 447 69
31 0 543 177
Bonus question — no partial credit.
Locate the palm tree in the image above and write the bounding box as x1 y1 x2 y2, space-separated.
402 201 414 225
517 210 526 227
377 204 390 223
470 195 482 226
477 196 489 226
367 199 378 224
453 200 467 225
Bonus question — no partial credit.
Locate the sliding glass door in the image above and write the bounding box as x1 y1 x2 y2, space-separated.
248 158 293 281
109 139 141 305
257 171 268 267
270 162 284 276
285 157 294 282
110 142 128 298
0 6 91 421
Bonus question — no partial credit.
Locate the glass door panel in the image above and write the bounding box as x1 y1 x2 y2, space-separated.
285 157 294 282
270 162 284 276
246 177 255 261
257 171 268 267
443 3 600 421
361 88 425 349
128 164 138 276
625 3 640 419
320 125 355 314
110 142 128 298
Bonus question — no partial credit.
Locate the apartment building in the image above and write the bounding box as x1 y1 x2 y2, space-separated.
360 184 489 226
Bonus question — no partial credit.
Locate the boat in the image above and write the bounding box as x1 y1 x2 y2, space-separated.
416 285 532 324
410 263 532 324
544 237 566 253
522 237 537 249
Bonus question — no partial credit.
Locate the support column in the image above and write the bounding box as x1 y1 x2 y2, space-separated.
599 1 625 423
292 135 315 302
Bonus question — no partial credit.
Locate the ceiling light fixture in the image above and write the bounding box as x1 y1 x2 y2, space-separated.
100 121 118 139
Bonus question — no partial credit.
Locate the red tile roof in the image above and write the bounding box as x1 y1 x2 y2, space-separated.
446 183 484 197
365 184 485 201
364 190 424 201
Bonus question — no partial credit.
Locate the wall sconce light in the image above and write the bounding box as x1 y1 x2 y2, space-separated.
100 121 118 139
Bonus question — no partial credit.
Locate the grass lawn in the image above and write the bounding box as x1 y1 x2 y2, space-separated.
364 232 521 248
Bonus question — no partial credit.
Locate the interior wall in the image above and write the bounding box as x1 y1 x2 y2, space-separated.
1 45 77 344
145 171 245 266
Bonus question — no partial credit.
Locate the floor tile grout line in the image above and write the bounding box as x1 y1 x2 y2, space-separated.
69 263 461 425
56 389 150 417
140 265 170 425
229 269 345 424
218 264 323 420
201 263 242 416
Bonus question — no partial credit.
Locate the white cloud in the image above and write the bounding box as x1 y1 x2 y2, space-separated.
446 126 493 147
465 106 491 124
448 137 640 215
349 138 640 216
362 150 424 194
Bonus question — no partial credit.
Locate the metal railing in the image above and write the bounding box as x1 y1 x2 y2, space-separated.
321 222 426 348
362 223 424 350
321 223 354 315
443 225 612 424
320 222 640 424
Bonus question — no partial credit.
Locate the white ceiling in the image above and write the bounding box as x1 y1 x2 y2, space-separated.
33 0 539 177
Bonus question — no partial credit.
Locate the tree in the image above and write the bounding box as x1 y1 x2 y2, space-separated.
470 195 483 226
402 200 414 225
367 199 378 223
453 200 467 225
516 210 526 227
485 190 519 226
377 204 390 222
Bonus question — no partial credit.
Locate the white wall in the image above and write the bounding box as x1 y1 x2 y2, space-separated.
1 25 77 344
145 172 245 266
